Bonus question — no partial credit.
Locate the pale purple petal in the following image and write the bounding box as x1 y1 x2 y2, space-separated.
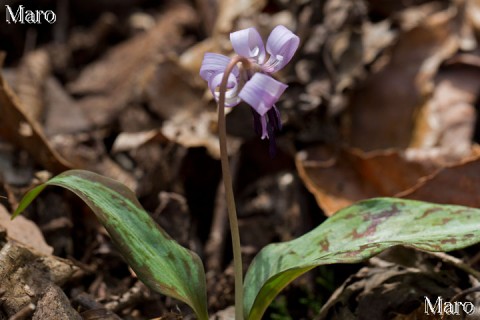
209 72 241 107
238 73 287 116
264 25 300 73
230 27 266 64
200 53 238 82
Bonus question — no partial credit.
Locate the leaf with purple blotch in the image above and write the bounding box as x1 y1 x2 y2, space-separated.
244 198 480 319
13 170 209 320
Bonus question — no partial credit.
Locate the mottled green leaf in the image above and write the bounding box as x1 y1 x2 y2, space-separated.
13 170 208 320
244 198 480 319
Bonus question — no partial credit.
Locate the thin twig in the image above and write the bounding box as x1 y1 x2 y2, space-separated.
104 281 147 313
450 285 480 304
206 152 241 272
205 178 228 272
428 251 480 280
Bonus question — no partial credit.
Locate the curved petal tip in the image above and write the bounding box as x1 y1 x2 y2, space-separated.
209 72 242 107
230 27 266 64
264 25 300 73
200 53 238 82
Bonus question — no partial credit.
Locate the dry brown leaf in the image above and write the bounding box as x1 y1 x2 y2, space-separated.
44 76 91 136
347 6 460 150
68 3 197 126
0 51 137 190
296 146 441 215
14 49 51 122
297 143 480 215
400 154 480 208
0 53 72 174
112 129 167 153
144 59 205 120
7 66 137 190
0 204 52 255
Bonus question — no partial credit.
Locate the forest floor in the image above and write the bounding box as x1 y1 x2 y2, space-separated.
1 0 480 319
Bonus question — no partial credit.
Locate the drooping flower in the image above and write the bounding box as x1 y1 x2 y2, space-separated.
199 25 300 150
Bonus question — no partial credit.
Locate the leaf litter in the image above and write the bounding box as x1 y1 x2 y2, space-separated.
2 0 480 318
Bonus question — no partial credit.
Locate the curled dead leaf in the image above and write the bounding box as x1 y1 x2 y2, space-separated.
296 146 444 215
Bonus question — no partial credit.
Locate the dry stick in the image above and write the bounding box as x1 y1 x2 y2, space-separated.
104 281 147 313
217 55 251 320
205 178 228 272
206 152 241 272
429 252 480 281
450 285 480 304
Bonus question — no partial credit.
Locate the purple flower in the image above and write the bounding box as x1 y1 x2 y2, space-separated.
199 25 299 149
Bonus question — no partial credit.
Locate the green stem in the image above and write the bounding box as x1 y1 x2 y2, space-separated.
217 55 251 320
